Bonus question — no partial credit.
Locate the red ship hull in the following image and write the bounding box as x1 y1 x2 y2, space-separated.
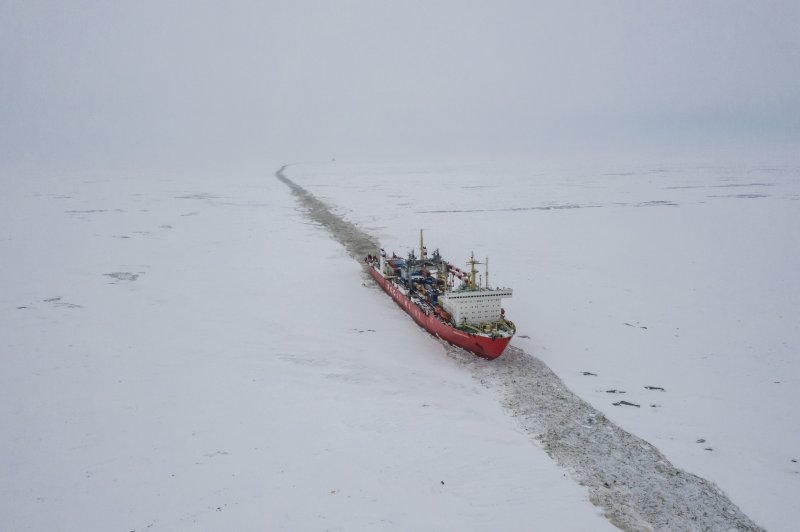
369 267 511 359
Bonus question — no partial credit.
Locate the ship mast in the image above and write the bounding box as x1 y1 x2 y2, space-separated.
467 252 481 290
485 256 489 289
419 228 426 261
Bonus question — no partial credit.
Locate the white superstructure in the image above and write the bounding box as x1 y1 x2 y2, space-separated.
441 288 512 326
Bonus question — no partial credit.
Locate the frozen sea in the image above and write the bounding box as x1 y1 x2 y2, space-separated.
2 159 798 531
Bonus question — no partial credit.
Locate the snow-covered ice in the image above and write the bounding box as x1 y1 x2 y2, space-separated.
1 169 616 531
3 159 797 531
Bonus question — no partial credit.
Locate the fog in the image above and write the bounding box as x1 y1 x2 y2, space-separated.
1 0 798 171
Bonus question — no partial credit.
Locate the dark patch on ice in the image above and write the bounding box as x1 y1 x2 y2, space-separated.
664 182 775 190
203 451 230 458
704 448 714 451
623 322 648 329
606 389 626 394
632 200 678 207
42 297 81 308
697 439 706 443
613 400 640 407
105 272 140 282
644 386 665 391
713 183 775 188
160 225 173 229
113 235 131 239
708 194 769 199
416 203 599 214
175 193 218 200
17 306 27 309
180 211 200 217
212 200 273 208
582 371 597 376
278 355 327 367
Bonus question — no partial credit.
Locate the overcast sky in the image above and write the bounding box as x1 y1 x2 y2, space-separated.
1 0 798 170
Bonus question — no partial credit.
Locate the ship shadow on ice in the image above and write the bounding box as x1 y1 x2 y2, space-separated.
275 164 764 532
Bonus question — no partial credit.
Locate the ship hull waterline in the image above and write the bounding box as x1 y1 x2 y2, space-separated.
369 266 511 359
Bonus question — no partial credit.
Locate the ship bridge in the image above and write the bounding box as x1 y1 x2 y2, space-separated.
440 287 512 326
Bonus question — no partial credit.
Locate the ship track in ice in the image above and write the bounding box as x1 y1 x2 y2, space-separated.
275 164 764 532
